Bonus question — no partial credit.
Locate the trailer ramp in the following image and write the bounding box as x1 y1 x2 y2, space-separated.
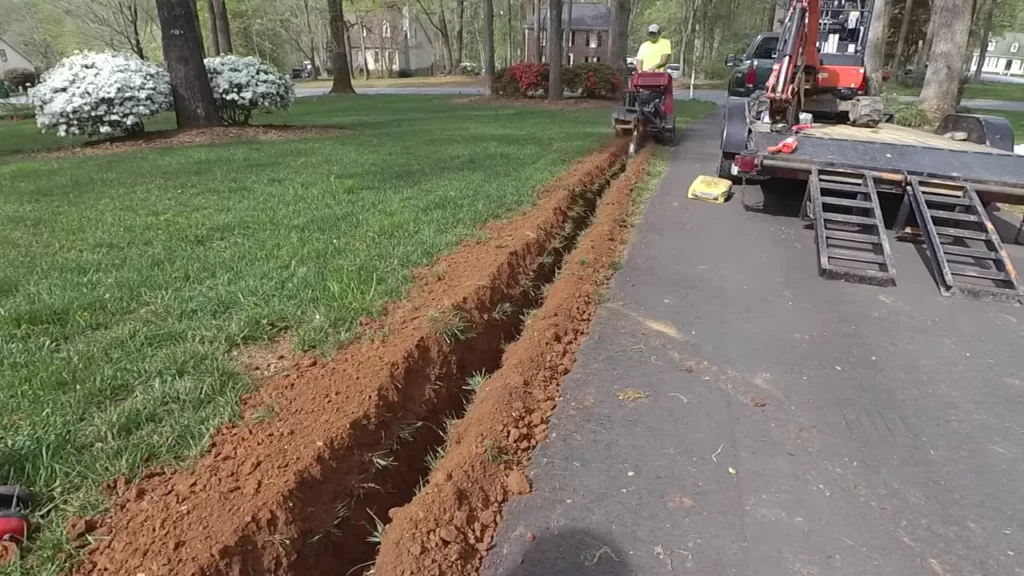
894 177 1023 303
806 167 897 286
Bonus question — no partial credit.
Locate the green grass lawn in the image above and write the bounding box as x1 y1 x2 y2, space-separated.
883 79 1024 101
0 95 715 573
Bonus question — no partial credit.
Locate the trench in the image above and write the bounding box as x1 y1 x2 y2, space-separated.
282 159 627 576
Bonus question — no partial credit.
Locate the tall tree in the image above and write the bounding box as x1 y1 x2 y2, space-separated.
213 0 233 52
917 0 972 122
455 0 465 66
206 0 221 55
61 0 150 59
530 0 541 62
507 0 514 66
972 0 998 79
327 0 355 92
890 0 915 74
563 0 572 65
914 0 936 73
156 0 221 128
482 0 496 94
864 0 889 94
608 0 628 88
547 0 562 100
773 0 787 31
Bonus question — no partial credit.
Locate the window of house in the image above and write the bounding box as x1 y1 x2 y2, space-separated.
568 53 574 66
1012 42 1020 54
540 29 547 46
383 22 391 37
587 31 600 48
568 31 575 46
0 49 7 63
989 39 997 51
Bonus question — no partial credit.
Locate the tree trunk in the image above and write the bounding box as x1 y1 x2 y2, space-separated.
328 0 355 93
507 0 514 67
530 0 542 62
563 0 572 66
773 0 787 32
891 0 915 74
192 0 206 56
547 0 562 100
914 1 936 74
344 23 355 77
864 0 889 94
608 0 628 88
482 0 496 94
130 3 146 60
438 0 455 72
918 0 972 122
206 0 220 55
972 0 997 80
213 0 233 53
455 0 465 66
357 17 370 80
156 0 221 128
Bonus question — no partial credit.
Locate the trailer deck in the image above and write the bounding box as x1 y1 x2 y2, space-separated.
751 122 1024 195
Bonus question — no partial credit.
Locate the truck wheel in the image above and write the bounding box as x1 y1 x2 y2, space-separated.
718 153 737 181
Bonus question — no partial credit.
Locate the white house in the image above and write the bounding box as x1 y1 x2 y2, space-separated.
970 32 1024 77
347 7 435 76
0 35 35 76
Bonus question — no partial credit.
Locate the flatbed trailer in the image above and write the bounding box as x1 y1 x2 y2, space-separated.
720 97 1024 302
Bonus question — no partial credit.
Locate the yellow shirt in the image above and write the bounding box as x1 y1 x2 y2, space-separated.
636 38 673 72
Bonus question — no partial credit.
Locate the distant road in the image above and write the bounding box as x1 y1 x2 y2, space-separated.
295 85 1024 112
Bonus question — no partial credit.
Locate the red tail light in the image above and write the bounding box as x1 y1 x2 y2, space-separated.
745 66 756 87
735 153 757 173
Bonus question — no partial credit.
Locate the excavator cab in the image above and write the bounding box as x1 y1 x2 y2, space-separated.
764 0 881 127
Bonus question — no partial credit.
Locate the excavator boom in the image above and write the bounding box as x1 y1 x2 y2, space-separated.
763 0 875 125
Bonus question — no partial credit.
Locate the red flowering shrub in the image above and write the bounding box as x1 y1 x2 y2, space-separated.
495 62 550 97
565 62 621 99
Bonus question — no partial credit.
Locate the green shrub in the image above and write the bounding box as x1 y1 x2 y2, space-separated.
564 62 620 99
396 68 414 78
3 67 38 90
0 79 10 99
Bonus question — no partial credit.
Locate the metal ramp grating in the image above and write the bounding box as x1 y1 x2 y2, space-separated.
894 177 1023 303
805 167 897 287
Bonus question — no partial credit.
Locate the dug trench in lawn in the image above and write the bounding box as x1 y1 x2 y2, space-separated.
69 140 637 576
371 149 654 576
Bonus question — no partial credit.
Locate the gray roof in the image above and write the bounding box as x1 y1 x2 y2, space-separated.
524 2 610 30
980 32 1024 58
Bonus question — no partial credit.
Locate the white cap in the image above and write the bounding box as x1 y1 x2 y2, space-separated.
647 24 660 34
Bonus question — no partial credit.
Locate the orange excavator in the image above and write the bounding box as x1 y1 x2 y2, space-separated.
763 0 881 127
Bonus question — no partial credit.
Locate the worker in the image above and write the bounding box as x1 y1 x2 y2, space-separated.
635 24 673 73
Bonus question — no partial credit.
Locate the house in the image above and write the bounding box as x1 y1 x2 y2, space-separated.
524 2 610 65
347 8 435 76
0 35 35 76
970 32 1024 77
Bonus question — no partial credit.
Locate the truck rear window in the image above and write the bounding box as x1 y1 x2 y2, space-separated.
751 37 778 60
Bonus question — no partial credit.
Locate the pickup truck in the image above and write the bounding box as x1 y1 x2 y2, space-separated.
724 32 779 98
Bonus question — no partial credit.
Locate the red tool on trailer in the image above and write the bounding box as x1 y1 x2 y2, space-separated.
612 71 676 158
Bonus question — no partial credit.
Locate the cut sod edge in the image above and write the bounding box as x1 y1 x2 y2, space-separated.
372 148 654 576
71 139 630 576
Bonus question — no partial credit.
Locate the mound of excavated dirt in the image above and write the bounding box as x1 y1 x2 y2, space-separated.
24 125 343 159
372 149 652 576
72 140 630 576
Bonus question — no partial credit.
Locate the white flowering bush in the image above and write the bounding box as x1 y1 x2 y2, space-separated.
31 51 172 138
205 55 294 125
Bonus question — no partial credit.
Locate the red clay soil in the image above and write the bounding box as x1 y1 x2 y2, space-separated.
25 125 342 159
71 140 628 576
372 149 652 576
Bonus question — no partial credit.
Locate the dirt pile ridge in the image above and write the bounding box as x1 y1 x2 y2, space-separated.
372 149 653 576
72 140 629 576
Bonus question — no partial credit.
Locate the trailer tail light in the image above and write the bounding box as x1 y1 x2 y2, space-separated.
735 153 757 173
745 66 756 88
